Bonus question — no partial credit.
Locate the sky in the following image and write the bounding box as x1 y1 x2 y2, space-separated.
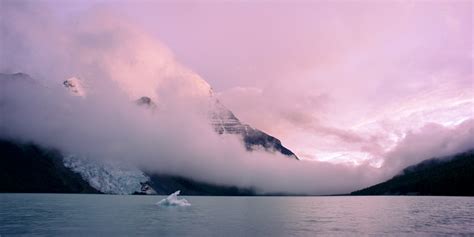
83 0 473 164
0 0 473 194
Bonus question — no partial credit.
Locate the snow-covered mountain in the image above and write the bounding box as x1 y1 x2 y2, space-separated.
0 72 297 195
63 74 297 159
210 100 298 159
63 77 87 97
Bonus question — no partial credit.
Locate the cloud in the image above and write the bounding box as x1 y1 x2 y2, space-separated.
381 119 474 179
1 71 381 195
0 1 381 195
208 1 473 163
0 0 472 195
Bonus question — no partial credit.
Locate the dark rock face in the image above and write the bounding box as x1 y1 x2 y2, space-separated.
135 96 156 108
63 80 76 89
132 182 157 195
134 95 299 159
0 139 254 195
210 101 298 159
0 140 100 194
351 150 474 196
241 126 297 158
62 77 86 96
0 72 299 195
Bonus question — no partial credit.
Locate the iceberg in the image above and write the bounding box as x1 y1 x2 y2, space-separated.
156 190 191 207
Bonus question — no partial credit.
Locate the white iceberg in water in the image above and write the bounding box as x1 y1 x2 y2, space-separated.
156 190 191 207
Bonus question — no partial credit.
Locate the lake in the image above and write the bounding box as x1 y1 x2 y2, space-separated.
1 194 473 236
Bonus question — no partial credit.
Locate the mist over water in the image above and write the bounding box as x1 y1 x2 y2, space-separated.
1 1 473 195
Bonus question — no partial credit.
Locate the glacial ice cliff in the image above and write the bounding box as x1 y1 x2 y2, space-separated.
1 71 297 195
63 155 156 195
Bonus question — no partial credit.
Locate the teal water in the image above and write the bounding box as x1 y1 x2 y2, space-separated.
1 194 473 236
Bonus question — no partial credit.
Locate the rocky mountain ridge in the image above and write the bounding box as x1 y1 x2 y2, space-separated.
0 72 298 195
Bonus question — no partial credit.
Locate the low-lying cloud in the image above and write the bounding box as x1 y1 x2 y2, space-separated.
0 1 473 195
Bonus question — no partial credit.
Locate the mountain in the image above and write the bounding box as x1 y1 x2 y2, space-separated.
0 140 99 194
133 98 298 160
210 100 298 159
65 76 297 160
0 72 297 195
0 139 256 195
63 77 87 97
351 150 474 196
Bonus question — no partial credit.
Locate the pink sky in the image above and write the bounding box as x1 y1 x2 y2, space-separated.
3 0 474 167
120 0 473 164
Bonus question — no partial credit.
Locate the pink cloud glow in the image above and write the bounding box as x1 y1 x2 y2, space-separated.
1 0 472 193
5 0 474 165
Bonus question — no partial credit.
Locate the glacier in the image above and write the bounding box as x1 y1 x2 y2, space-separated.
63 155 156 195
1 72 297 195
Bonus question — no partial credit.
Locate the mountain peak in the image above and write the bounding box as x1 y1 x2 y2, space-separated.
63 77 87 97
135 96 157 109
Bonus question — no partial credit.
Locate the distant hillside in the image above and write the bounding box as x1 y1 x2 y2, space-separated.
0 140 99 194
351 150 474 196
0 72 296 195
0 139 254 195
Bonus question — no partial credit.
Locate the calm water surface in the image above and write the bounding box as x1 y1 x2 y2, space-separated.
1 194 473 236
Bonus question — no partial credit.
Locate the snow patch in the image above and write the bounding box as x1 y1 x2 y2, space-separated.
63 77 87 97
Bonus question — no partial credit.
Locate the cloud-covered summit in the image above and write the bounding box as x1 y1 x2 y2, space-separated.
0 1 472 195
